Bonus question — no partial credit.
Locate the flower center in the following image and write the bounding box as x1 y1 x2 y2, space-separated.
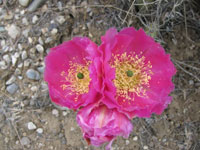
126 70 133 77
60 59 91 101
77 72 84 79
112 52 153 101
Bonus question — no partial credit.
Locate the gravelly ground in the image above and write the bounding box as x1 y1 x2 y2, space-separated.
0 0 200 150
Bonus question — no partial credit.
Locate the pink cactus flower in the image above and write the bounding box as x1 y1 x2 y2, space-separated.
44 37 101 109
76 103 133 150
99 27 176 118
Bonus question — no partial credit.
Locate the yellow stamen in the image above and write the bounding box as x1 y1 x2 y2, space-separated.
60 59 91 101
111 52 153 101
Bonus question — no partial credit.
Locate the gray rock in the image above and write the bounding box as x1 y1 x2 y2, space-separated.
18 63 23 68
32 15 39 24
1 40 6 47
22 28 30 37
36 128 43 134
11 55 18 66
28 0 47 12
3 54 11 64
45 37 52 44
6 83 18 94
20 137 30 145
0 61 7 69
6 75 16 85
36 44 44 53
125 140 130 145
11 52 20 67
22 17 29 26
56 16 65 25
24 59 32 67
19 0 30 7
51 28 58 35
189 80 194 85
26 69 40 80
57 1 63 11
37 66 44 73
0 26 5 32
38 37 44 45
27 122 36 130
6 24 20 39
52 109 59 117
21 51 27 60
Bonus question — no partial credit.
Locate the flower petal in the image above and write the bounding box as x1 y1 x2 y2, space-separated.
100 27 176 118
44 37 100 109
76 103 133 148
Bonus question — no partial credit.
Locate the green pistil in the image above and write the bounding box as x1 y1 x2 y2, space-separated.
126 70 133 77
77 72 84 79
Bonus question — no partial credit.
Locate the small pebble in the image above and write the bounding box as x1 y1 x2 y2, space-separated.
3 54 11 64
6 24 20 39
133 136 138 141
21 51 27 60
11 53 19 66
0 26 5 32
189 80 194 85
20 10 25 15
56 16 65 24
27 122 36 130
1 40 6 47
22 29 30 37
36 44 44 53
19 0 30 7
32 15 39 24
162 138 167 142
28 0 47 12
15 68 21 75
41 82 48 90
20 137 30 145
26 69 40 80
6 75 16 85
18 44 23 50
57 1 63 11
62 111 68 116
143 145 148 150
45 37 52 43
38 37 44 45
4 12 14 20
36 128 43 134
2 46 9 53
22 17 29 26
125 140 130 145
0 60 7 69
51 28 58 35
37 66 44 73
52 109 59 117
70 127 75 131
24 59 31 67
6 83 18 94
58 133 63 138
28 37 33 43
31 86 37 92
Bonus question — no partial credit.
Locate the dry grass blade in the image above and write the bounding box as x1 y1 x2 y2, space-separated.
173 60 200 82
122 0 135 25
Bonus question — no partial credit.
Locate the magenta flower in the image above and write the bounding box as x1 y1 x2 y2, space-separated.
45 27 176 149
44 37 101 109
99 27 176 118
76 103 133 150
